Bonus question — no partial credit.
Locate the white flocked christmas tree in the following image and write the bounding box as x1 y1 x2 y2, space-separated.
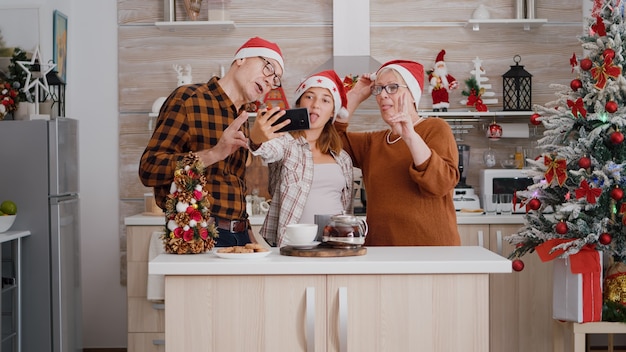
506 0 626 321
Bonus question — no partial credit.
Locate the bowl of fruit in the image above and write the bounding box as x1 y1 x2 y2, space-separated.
0 200 17 233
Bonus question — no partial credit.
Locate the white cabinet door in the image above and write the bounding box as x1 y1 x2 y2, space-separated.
164 275 326 352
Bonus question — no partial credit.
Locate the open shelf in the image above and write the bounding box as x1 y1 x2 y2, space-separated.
466 19 547 31
155 20 236 32
420 110 532 118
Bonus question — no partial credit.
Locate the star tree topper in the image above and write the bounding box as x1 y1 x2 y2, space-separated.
16 47 56 115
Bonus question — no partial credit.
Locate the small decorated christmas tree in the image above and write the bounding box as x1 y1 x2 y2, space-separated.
460 56 498 111
506 0 626 321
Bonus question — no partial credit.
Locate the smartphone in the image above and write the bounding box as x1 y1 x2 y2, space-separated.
271 108 311 132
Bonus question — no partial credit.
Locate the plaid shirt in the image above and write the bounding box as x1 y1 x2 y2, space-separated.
251 134 354 246
139 77 249 220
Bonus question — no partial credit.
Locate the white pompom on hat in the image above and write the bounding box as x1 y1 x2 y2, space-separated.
375 59 425 110
293 70 348 121
233 36 285 73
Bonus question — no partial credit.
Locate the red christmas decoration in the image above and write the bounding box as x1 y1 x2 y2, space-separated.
606 101 618 113
578 156 591 169
530 113 542 126
544 155 568 186
599 232 612 245
570 78 583 91
611 131 625 145
591 16 607 36
556 221 568 234
570 52 578 73
567 97 587 118
591 59 622 89
611 187 624 201
604 48 616 62
575 179 602 204
528 198 541 211
487 122 503 140
580 58 593 71
512 259 525 272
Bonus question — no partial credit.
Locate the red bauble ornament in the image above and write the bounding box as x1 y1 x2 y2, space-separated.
570 78 583 91
530 113 542 126
487 122 503 140
512 259 525 272
578 156 591 169
604 48 616 62
606 101 618 113
528 198 541 210
611 131 625 145
611 187 624 201
580 58 593 71
556 221 568 234
599 232 612 245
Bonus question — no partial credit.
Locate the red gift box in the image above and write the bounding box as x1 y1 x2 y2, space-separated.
536 240 602 323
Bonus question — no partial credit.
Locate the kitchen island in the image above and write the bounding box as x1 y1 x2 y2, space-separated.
150 246 511 352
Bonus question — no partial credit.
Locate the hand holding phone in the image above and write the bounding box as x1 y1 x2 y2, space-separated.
270 108 311 132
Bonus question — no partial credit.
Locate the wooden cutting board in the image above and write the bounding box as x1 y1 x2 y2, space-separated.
280 244 367 257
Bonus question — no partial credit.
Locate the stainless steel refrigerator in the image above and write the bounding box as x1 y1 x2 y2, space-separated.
0 118 82 352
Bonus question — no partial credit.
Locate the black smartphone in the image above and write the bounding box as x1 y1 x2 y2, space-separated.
270 108 311 132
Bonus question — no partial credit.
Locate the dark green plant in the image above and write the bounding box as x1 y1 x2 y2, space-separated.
7 48 32 102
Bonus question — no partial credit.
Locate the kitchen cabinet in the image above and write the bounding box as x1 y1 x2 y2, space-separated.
126 224 165 352
458 223 554 352
152 246 508 352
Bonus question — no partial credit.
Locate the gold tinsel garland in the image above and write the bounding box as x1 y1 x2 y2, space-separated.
162 152 218 254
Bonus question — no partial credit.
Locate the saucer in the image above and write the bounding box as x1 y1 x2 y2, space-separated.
287 241 321 249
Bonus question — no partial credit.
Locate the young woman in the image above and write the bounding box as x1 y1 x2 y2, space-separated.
249 70 354 246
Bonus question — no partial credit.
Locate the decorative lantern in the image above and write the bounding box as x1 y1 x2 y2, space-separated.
502 55 533 111
46 69 65 117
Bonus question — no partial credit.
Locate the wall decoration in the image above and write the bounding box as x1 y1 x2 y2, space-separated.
0 7 39 75
53 10 67 82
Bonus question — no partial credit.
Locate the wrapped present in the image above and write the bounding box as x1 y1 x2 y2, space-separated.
536 240 603 323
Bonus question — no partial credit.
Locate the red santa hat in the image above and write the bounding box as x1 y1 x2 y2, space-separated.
294 70 349 121
375 60 424 110
435 49 446 64
233 36 285 72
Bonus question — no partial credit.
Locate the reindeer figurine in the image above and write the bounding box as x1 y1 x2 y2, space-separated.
173 64 193 86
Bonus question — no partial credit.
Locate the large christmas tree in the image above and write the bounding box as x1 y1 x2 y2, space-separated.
506 0 626 320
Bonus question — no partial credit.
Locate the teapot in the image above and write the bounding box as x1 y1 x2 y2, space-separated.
322 213 368 247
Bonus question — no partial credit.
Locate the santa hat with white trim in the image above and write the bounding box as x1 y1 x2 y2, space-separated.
375 60 425 111
293 70 348 121
233 37 284 73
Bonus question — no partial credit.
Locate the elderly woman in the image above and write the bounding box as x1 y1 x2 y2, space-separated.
335 60 460 246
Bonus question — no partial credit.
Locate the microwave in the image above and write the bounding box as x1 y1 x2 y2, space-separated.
480 169 535 214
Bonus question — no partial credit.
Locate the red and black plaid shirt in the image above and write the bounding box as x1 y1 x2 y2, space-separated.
139 77 249 220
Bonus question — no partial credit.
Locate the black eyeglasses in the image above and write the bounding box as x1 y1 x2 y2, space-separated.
258 56 282 89
371 83 408 96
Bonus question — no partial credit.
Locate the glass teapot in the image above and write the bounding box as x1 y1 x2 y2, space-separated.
322 213 368 246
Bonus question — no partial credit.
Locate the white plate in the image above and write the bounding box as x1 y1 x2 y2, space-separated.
214 250 271 259
456 211 485 216
288 241 321 249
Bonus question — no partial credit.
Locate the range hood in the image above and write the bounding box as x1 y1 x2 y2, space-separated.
312 0 382 77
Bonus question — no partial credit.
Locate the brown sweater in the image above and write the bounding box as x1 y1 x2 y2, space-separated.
337 118 461 246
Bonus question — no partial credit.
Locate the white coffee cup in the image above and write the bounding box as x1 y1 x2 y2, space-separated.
259 201 270 214
284 224 318 245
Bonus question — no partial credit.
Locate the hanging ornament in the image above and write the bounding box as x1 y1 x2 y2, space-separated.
567 97 587 118
556 221 568 234
578 156 591 169
611 187 624 201
591 16 607 36
487 122 503 140
512 259 525 272
604 48 616 62
530 113 542 126
575 179 602 204
580 58 593 71
528 198 541 211
611 131 625 145
591 59 622 89
570 78 583 91
606 101 618 113
599 232 613 245
544 155 568 186
570 52 578 73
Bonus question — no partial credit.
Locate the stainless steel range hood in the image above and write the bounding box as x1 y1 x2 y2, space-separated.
312 0 382 77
